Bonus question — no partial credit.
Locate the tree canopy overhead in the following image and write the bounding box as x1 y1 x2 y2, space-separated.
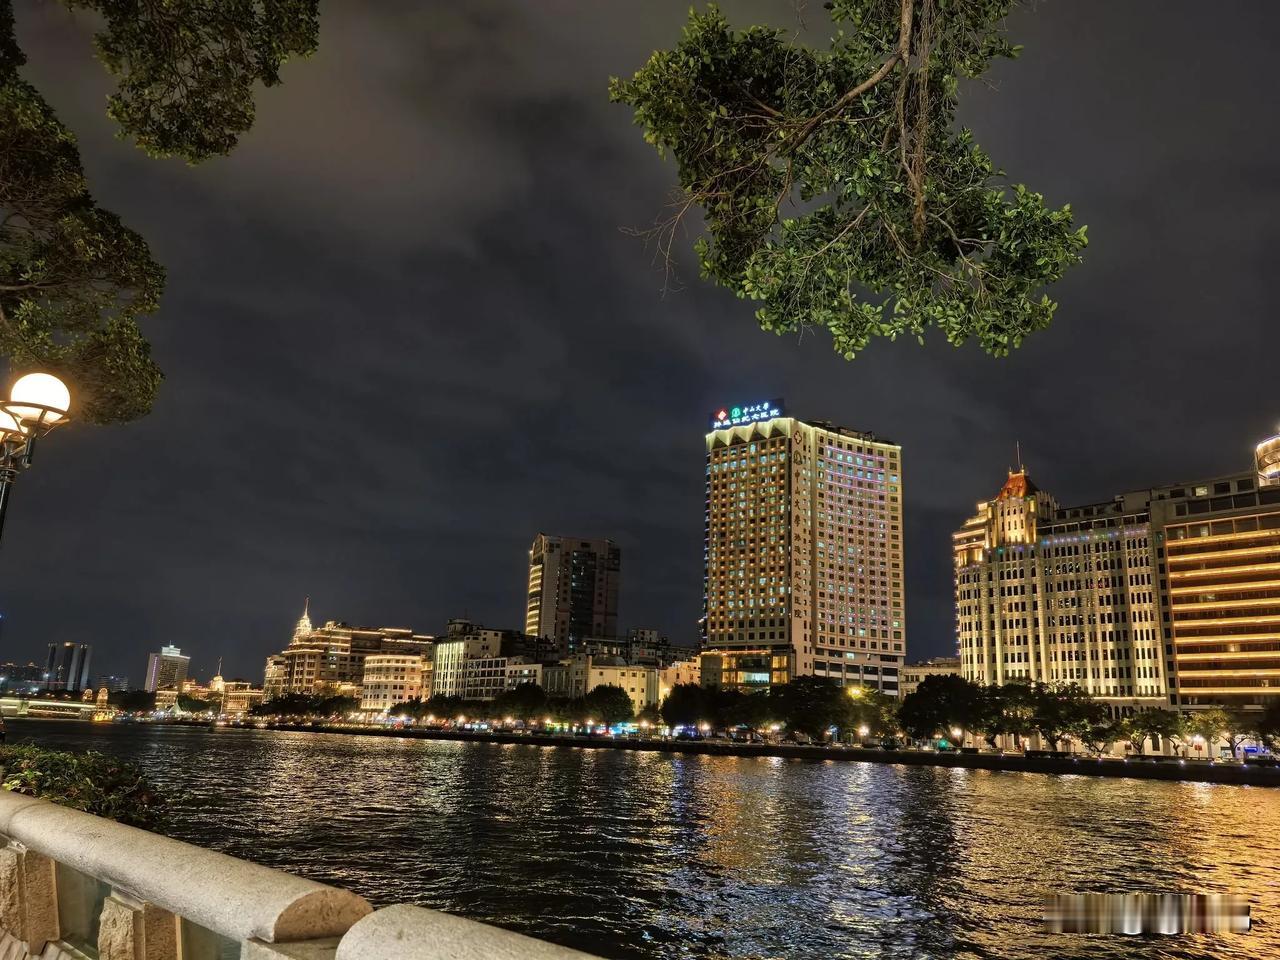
0 1 318 423
611 0 1086 358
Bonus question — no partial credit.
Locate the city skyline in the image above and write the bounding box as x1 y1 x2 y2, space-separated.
2 2 1279 680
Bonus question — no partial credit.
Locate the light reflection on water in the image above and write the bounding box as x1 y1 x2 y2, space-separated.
9 719 1279 960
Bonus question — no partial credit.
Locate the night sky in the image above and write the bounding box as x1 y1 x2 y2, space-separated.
3 2 1278 683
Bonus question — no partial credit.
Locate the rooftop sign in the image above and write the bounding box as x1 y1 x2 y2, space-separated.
709 399 784 431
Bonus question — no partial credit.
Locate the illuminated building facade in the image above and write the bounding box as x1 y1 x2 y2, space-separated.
525 534 621 653
265 603 432 698
542 654 657 715
956 436 1280 712
360 654 428 714
459 657 541 701
954 471 1166 710
263 655 286 700
702 401 905 693
1150 445 1280 708
429 619 506 698
657 658 701 701
221 682 265 715
143 645 188 693
424 617 545 701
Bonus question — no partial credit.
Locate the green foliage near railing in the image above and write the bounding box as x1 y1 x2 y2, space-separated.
0 744 165 830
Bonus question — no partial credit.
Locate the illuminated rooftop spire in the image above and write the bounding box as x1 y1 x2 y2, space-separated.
292 597 313 642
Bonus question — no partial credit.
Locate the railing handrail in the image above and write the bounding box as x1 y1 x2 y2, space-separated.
0 790 371 943
336 904 602 960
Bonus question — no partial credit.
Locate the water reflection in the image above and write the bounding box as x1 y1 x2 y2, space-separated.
9 720 1277 960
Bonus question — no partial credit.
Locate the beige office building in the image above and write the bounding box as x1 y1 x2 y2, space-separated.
954 470 1166 711
543 654 658 716
956 438 1280 713
360 654 429 714
702 401 905 693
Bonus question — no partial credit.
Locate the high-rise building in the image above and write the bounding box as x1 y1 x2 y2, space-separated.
954 435 1280 713
701 400 905 693
525 534 621 653
144 645 190 692
95 675 130 693
1148 436 1280 709
45 642 92 692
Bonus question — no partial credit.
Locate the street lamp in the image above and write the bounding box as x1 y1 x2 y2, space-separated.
0 373 72 544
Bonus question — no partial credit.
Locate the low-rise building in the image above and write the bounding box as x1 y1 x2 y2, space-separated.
657 658 701 701
543 655 657 716
263 603 432 699
429 619 549 699
360 654 429 714
898 657 962 698
505 660 543 690
221 682 265 715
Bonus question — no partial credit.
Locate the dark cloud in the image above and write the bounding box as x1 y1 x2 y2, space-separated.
3 1 1277 682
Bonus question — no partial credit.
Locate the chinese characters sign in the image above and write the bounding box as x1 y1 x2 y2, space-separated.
709 399 784 431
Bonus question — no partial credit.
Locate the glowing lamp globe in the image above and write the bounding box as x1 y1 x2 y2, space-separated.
9 373 70 423
0 410 27 439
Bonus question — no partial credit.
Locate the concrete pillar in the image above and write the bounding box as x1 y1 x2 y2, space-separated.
97 895 178 960
242 939 339 960
0 846 58 954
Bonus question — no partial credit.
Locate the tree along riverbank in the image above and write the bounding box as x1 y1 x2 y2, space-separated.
252 722 1279 787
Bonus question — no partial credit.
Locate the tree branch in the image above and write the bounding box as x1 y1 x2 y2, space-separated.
786 0 915 153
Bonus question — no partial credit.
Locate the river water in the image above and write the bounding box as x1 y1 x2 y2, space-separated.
5 719 1278 959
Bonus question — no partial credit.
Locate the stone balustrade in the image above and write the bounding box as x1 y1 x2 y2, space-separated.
0 792 599 960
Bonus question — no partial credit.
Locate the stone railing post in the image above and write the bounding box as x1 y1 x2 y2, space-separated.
0 844 58 954
98 893 179 960
242 938 340 959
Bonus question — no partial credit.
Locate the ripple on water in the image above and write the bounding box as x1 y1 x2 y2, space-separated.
8 719 1279 960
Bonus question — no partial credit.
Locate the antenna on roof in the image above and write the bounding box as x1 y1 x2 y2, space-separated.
1015 440 1023 473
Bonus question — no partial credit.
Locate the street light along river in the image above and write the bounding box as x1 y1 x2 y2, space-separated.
10 718 1279 960
0 372 72 544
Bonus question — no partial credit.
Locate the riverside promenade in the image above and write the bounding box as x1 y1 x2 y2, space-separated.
259 723 1280 787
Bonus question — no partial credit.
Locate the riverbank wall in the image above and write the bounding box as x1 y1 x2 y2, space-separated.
258 723 1280 787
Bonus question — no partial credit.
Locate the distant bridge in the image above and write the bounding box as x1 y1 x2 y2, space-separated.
0 697 97 720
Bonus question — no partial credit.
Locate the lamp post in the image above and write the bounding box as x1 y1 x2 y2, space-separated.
0 373 71 545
